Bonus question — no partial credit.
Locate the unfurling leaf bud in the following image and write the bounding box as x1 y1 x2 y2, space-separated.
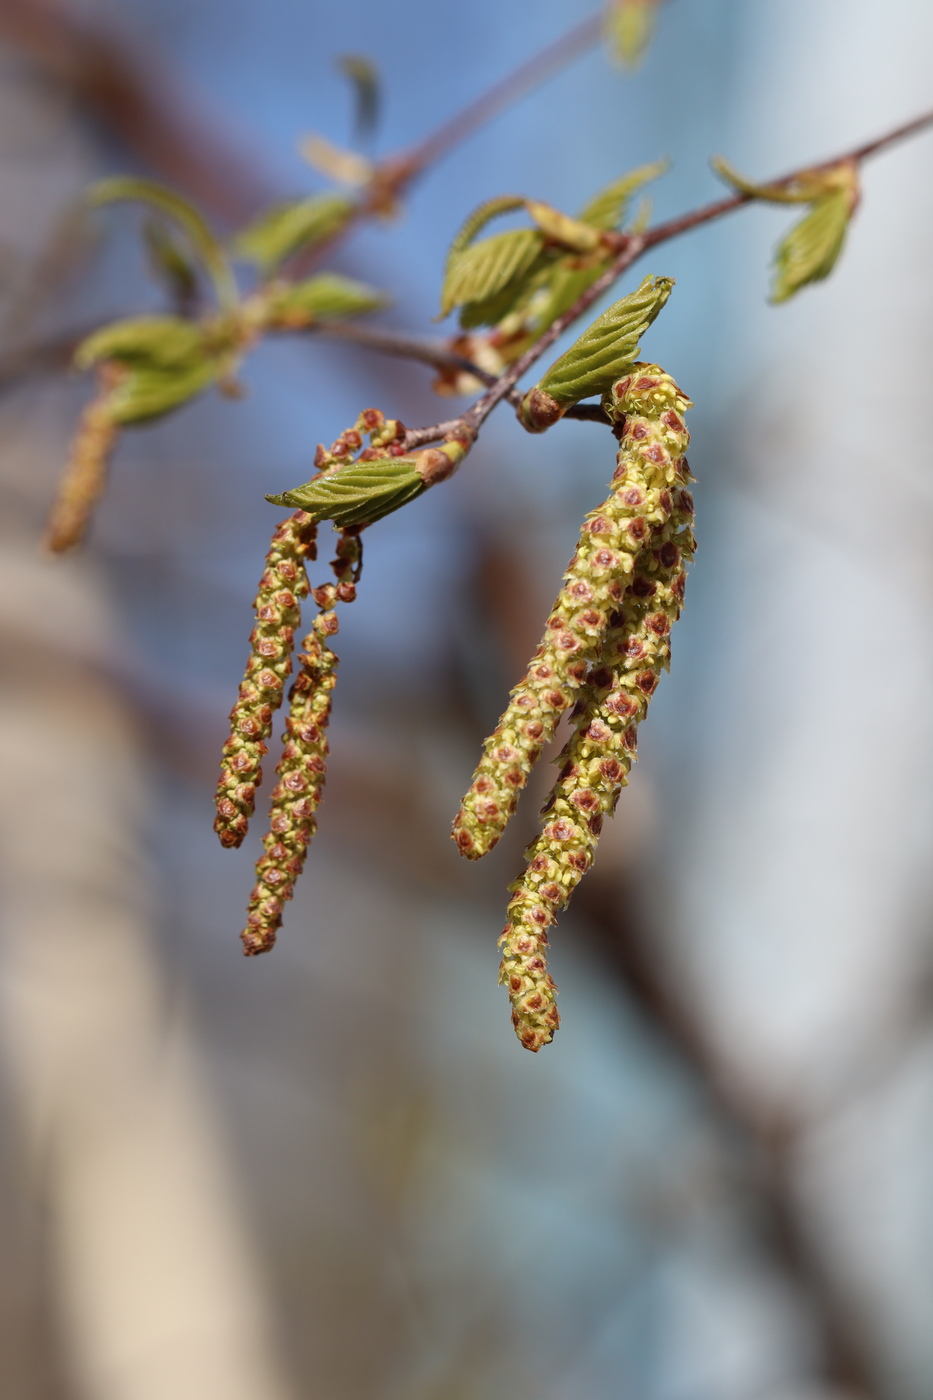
214 512 318 849
517 274 673 428
453 364 690 862
711 157 860 303
270 438 469 527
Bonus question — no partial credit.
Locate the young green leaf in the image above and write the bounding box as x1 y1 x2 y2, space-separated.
577 159 668 231
445 195 527 269
525 201 602 253
711 155 830 205
87 176 238 311
75 316 208 372
441 228 545 319
232 193 356 275
269 457 426 527
74 316 223 424
106 360 221 424
143 219 199 311
524 258 611 336
265 273 388 326
535 273 674 408
605 0 660 68
771 189 853 303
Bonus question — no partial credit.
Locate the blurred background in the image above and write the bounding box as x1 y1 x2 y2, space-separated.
0 1 932 1397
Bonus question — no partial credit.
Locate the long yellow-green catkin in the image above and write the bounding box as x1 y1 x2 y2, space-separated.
452 364 690 862
214 511 318 849
500 364 694 1051
240 531 360 955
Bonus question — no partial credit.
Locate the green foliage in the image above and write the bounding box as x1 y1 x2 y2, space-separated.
75 315 223 424
445 195 527 267
536 273 673 407
233 193 357 275
75 315 208 371
87 176 237 310
441 227 546 322
577 159 668 230
712 156 859 301
265 273 388 325
771 190 853 303
525 201 602 252
270 457 426 527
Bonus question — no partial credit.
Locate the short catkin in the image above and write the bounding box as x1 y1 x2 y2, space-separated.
45 376 120 553
452 364 688 861
498 365 695 1050
214 511 318 849
240 530 361 955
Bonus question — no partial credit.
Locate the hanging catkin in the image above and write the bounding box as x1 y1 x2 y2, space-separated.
497 365 694 1049
452 364 690 860
214 511 319 848
241 530 361 954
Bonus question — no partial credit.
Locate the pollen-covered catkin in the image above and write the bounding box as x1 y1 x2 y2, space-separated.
214 511 318 849
240 609 338 955
240 530 361 955
452 363 691 862
499 364 694 1051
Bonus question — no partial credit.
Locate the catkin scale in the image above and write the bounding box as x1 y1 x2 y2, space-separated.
214 511 318 848
452 364 690 861
498 365 694 1050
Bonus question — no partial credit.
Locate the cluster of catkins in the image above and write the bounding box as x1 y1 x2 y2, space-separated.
213 372 693 1053
452 364 695 1051
214 408 405 953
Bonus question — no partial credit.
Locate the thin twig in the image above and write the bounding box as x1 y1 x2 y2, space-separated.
311 321 612 423
403 104 933 451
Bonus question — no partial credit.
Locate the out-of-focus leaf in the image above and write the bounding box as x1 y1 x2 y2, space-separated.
75 316 207 371
265 273 388 325
441 228 544 319
270 456 425 526
711 155 829 205
87 176 237 310
337 54 380 143
232 193 356 274
577 158 668 230
527 258 610 334
605 0 659 68
537 273 673 406
525 201 601 252
771 190 853 303
75 314 223 424
143 218 199 310
299 133 374 188
457 250 553 330
107 359 221 424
